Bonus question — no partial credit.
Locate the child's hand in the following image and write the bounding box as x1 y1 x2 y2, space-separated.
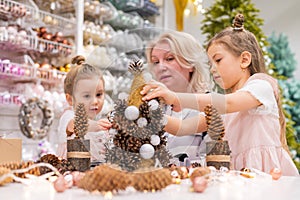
97 118 112 131
141 80 181 111
88 119 112 132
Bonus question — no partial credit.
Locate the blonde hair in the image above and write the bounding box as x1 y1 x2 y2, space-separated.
146 30 212 93
64 55 105 96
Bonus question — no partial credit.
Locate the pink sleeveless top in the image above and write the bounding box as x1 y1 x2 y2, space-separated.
223 73 299 176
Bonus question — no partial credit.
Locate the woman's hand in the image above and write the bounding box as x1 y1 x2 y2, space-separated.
141 80 182 112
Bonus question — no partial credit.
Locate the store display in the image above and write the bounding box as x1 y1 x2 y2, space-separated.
205 104 231 169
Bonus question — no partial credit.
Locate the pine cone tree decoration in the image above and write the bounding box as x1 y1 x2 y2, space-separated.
0 161 40 178
204 104 225 140
78 164 132 192
128 60 146 108
74 103 89 139
0 167 13 186
132 168 173 192
105 59 172 172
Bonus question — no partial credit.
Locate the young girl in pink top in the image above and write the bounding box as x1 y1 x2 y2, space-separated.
141 14 299 176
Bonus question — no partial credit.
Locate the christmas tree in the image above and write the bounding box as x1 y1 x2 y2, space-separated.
201 0 267 48
267 33 300 168
105 60 172 172
200 0 300 169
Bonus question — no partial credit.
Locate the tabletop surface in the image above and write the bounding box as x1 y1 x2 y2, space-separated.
1 173 300 200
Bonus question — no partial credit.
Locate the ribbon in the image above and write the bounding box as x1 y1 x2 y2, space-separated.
206 155 231 162
67 152 91 159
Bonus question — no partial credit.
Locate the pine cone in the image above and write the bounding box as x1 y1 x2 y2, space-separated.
0 161 40 178
74 103 89 139
139 102 150 122
78 164 132 192
190 167 211 182
0 167 13 186
105 146 141 172
37 154 76 174
132 168 173 192
204 104 225 140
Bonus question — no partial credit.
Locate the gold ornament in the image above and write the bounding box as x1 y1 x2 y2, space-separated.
127 60 146 108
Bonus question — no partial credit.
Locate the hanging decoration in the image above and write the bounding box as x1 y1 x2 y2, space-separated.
173 0 188 31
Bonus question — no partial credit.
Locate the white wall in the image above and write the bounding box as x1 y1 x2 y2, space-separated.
161 0 300 79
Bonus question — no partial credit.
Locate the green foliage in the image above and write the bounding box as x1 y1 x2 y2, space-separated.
201 0 300 169
267 33 297 78
201 0 268 49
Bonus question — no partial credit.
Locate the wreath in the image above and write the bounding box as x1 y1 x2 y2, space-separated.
18 97 54 140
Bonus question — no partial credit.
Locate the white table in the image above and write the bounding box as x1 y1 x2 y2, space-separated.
1 175 300 200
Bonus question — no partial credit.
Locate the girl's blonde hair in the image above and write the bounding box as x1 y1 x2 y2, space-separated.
207 14 289 154
64 55 105 96
146 30 212 93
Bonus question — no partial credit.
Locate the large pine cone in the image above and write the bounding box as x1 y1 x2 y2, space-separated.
37 154 76 174
132 168 172 192
204 104 225 140
0 167 13 186
78 164 132 192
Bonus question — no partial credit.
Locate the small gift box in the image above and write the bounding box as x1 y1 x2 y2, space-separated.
0 138 22 164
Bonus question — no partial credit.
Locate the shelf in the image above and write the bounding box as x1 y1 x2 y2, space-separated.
0 0 76 36
0 61 66 85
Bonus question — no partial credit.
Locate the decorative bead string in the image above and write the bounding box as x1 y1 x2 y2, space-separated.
0 163 60 185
